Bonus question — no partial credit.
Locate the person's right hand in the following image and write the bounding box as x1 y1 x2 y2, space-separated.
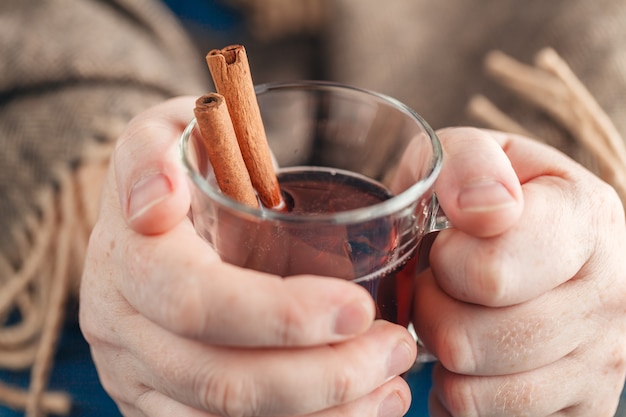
79 97 419 417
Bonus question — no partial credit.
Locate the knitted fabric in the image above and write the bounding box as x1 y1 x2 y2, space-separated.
2 0 626 415
0 0 209 414
325 0 626 163
233 0 626 159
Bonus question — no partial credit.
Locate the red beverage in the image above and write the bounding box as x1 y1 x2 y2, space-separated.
277 167 416 327
184 82 441 332
279 168 393 214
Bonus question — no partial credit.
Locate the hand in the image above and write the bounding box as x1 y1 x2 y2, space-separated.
416 128 626 416
79 97 418 417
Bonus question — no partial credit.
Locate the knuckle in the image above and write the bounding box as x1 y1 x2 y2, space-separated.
98 372 123 401
77 304 101 347
195 369 260 417
132 387 157 416
436 320 479 375
578 177 624 235
91 352 132 404
466 245 512 307
78 277 99 345
274 297 310 345
596 181 625 226
152 272 204 337
438 374 481 417
585 180 626 289
600 326 626 378
329 367 357 405
80 234 117 346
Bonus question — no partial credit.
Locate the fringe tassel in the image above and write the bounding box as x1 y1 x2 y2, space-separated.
0 142 111 416
0 179 73 416
467 47 626 207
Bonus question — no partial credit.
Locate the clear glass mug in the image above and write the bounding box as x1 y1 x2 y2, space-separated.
180 81 449 362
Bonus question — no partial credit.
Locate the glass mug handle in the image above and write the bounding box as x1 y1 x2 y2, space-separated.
413 193 454 364
426 193 452 234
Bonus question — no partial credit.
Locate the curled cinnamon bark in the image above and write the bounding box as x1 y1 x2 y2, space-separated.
194 94 259 209
206 45 285 210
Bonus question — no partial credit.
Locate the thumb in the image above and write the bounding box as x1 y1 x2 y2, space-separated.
114 96 195 235
434 127 523 237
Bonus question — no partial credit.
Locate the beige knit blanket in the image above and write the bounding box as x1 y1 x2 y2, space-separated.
237 0 626 154
1 0 625 415
0 0 209 414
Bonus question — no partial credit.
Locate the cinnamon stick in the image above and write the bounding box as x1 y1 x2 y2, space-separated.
194 94 259 209
206 44 285 210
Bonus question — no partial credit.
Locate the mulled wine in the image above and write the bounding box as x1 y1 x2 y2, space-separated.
276 167 417 327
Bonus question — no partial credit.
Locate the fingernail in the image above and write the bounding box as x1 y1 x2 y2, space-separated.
334 299 372 335
458 179 516 213
378 391 405 417
386 340 415 378
128 173 172 222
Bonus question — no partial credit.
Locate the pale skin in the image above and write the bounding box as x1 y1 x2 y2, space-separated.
79 97 626 417
420 130 626 416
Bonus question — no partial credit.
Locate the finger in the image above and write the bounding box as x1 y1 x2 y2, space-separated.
118 391 216 417
113 214 377 346
91 355 209 417
88 164 377 349
114 96 195 234
413 268 592 376
416 249 626 377
303 376 412 417
115 377 411 417
429 349 624 417
430 129 621 306
117 317 416 416
435 127 523 238
89 334 218 417
94 123 379 349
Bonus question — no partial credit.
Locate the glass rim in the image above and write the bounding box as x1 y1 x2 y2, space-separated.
179 80 443 225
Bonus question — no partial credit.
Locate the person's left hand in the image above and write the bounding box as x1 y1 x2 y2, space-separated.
415 128 626 416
